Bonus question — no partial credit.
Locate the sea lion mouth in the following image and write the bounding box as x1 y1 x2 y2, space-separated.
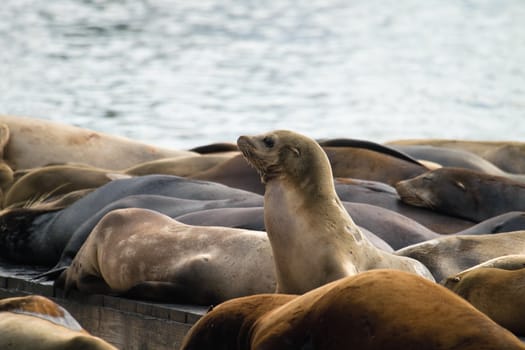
237 136 271 182
395 182 436 209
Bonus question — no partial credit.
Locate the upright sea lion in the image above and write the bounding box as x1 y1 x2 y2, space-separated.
0 115 195 170
442 255 525 336
58 208 276 305
0 295 117 350
395 230 525 282
181 269 525 350
386 138 525 174
395 167 525 222
237 130 434 294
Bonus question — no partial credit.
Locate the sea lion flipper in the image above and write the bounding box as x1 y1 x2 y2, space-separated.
0 123 10 158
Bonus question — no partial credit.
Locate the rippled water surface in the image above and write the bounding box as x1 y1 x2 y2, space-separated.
1 0 524 149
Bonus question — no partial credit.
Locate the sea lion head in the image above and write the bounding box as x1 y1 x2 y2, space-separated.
237 130 333 185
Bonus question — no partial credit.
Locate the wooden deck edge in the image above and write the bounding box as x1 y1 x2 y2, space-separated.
0 273 207 350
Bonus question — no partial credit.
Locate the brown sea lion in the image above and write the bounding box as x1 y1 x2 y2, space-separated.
181 269 525 350
123 153 235 177
58 207 276 305
191 140 431 195
386 138 525 174
389 144 525 181
3 164 130 208
395 167 525 222
442 255 525 336
0 123 14 201
395 230 525 282
0 115 195 170
237 129 434 294
0 295 117 350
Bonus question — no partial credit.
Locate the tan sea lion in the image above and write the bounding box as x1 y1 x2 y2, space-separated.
123 153 235 177
0 295 117 350
386 138 525 174
58 207 276 305
395 167 525 222
237 129 434 294
3 164 130 208
395 230 525 282
0 115 195 170
442 255 525 336
181 269 525 350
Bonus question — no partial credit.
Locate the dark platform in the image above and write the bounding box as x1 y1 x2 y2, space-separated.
0 262 207 350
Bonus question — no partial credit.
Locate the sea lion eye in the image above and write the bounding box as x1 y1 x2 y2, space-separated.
262 137 274 148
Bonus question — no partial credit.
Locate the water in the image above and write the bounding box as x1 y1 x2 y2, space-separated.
1 0 524 150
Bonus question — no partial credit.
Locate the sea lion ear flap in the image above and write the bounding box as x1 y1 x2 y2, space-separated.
288 146 301 158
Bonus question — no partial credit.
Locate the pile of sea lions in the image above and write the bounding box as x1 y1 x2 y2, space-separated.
1 115 525 349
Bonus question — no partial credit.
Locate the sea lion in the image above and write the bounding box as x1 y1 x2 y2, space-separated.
237 129 434 294
395 167 525 222
181 269 525 350
175 206 395 252
0 174 264 267
123 153 235 177
442 255 525 336
386 138 525 174
390 144 525 180
188 142 239 154
0 123 14 198
4 154 239 209
0 115 195 170
3 164 129 208
0 295 117 350
58 208 276 305
190 141 431 195
335 177 475 233
395 230 525 282
457 211 525 235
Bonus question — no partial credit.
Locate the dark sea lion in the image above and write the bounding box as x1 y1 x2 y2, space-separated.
395 230 525 282
181 269 525 350
175 206 395 252
0 174 264 267
395 167 525 222
0 115 195 170
386 138 525 174
58 208 276 305
335 177 475 233
188 142 239 154
237 130 433 294
442 255 525 336
0 295 117 350
457 211 525 235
